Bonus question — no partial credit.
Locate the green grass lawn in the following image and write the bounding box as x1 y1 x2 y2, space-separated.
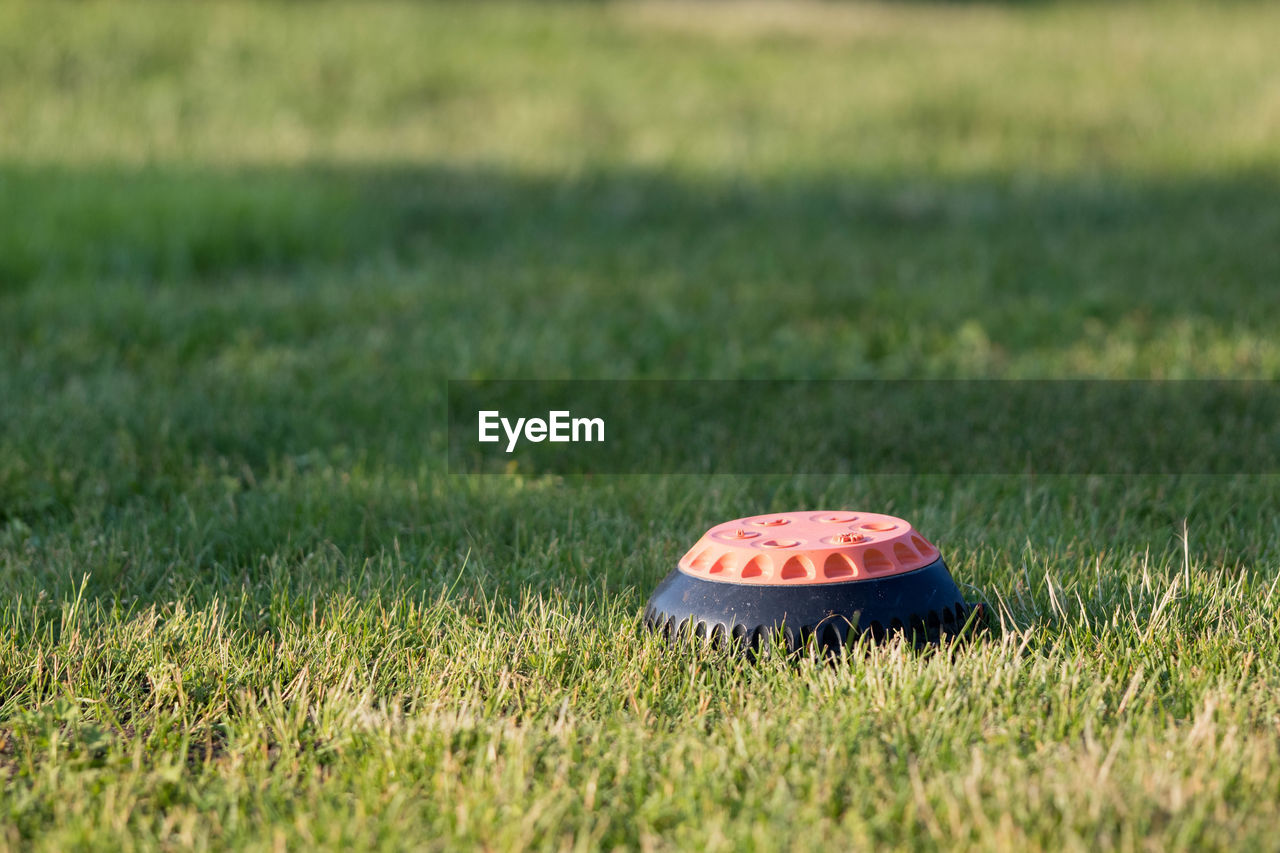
3 1 1280 849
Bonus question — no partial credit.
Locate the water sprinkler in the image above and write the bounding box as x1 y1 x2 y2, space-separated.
644 511 982 653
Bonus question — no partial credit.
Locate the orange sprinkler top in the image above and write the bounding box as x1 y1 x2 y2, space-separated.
677 511 940 586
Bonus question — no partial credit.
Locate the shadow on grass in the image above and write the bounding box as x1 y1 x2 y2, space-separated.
3 162 1278 321
2 162 1279 614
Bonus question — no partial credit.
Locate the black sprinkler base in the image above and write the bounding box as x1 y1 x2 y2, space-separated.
643 557 983 654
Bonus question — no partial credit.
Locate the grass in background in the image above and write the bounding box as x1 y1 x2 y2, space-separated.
1 1 1279 849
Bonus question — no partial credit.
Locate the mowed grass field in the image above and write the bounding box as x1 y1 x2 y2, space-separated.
3 1 1280 849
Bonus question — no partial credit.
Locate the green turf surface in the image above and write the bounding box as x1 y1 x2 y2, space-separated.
2 1 1280 849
